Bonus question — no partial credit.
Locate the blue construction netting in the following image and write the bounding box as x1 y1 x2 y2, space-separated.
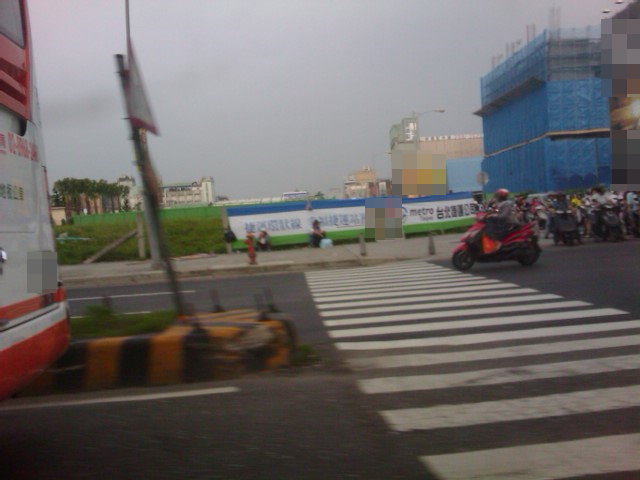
481 33 547 107
545 137 612 190
482 83 548 154
482 137 611 193
481 26 601 108
546 78 609 132
483 78 610 155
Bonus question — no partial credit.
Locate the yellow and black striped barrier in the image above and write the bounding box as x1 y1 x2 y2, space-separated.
20 310 296 396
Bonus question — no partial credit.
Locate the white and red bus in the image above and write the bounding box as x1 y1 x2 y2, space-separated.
0 0 69 400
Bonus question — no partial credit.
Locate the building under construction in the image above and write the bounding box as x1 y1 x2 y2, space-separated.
475 26 611 193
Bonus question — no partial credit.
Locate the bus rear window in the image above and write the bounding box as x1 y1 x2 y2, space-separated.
0 0 24 47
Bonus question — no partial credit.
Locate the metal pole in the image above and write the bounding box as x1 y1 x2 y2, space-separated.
220 207 232 254
115 55 162 269
428 232 436 255
136 211 146 259
125 0 130 41
115 54 187 318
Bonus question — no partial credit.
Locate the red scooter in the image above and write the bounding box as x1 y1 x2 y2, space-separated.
452 212 541 271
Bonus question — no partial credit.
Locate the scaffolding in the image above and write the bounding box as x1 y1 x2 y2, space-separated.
478 26 610 192
480 26 602 109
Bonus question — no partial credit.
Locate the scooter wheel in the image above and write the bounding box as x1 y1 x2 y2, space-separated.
518 244 540 266
452 250 475 271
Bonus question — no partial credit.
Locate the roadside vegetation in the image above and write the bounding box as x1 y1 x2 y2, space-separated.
71 305 175 339
55 213 471 264
55 217 226 264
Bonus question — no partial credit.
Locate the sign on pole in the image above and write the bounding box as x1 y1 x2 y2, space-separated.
123 42 159 135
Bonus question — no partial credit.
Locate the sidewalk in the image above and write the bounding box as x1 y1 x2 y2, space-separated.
59 234 553 287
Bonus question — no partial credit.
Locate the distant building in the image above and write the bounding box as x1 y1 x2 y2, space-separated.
343 166 390 198
419 134 484 193
51 206 66 226
419 134 483 158
116 174 143 210
282 191 309 201
161 177 215 206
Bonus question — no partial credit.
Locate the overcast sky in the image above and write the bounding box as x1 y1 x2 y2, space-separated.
29 0 621 199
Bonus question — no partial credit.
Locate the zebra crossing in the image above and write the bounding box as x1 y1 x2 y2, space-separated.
305 260 640 480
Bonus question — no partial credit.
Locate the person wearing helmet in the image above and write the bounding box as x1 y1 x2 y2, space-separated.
494 188 517 224
483 188 517 249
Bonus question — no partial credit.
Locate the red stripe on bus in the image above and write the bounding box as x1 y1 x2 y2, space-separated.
0 287 66 320
0 316 69 400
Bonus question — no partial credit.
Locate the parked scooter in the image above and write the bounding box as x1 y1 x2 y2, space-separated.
552 209 581 246
592 204 624 242
452 212 541 271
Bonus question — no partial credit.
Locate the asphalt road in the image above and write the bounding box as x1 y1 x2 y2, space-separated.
432 238 640 315
0 373 426 480
66 271 331 348
2 240 638 479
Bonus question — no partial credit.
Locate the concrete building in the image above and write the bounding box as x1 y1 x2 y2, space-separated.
161 177 215 206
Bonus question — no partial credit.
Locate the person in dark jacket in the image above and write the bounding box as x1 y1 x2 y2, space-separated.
310 220 325 247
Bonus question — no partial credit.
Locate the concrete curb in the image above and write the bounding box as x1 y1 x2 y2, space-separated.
19 310 296 396
59 257 403 287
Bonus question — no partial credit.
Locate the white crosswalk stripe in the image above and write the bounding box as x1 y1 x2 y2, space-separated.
312 280 510 301
325 301 610 327
321 293 563 317
307 272 470 290
305 260 640 479
317 287 538 310
309 277 499 295
423 433 640 480
358 354 639 393
347 334 640 370
329 307 623 338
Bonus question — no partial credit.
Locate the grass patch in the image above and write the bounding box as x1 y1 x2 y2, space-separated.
56 221 138 264
71 305 175 339
55 217 226 264
163 217 225 257
55 213 467 264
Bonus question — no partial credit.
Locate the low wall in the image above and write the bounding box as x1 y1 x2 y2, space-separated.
227 192 478 249
20 311 295 396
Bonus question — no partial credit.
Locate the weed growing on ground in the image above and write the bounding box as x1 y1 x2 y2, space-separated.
290 343 320 366
71 308 175 339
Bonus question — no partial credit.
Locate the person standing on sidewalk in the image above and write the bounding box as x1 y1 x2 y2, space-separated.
310 220 326 247
245 231 257 265
257 228 271 251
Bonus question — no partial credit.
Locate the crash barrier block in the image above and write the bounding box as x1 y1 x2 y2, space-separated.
18 310 296 396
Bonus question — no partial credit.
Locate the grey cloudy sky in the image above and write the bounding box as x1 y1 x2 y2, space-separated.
29 0 619 199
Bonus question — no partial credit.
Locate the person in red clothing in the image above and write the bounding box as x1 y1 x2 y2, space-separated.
244 231 257 265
